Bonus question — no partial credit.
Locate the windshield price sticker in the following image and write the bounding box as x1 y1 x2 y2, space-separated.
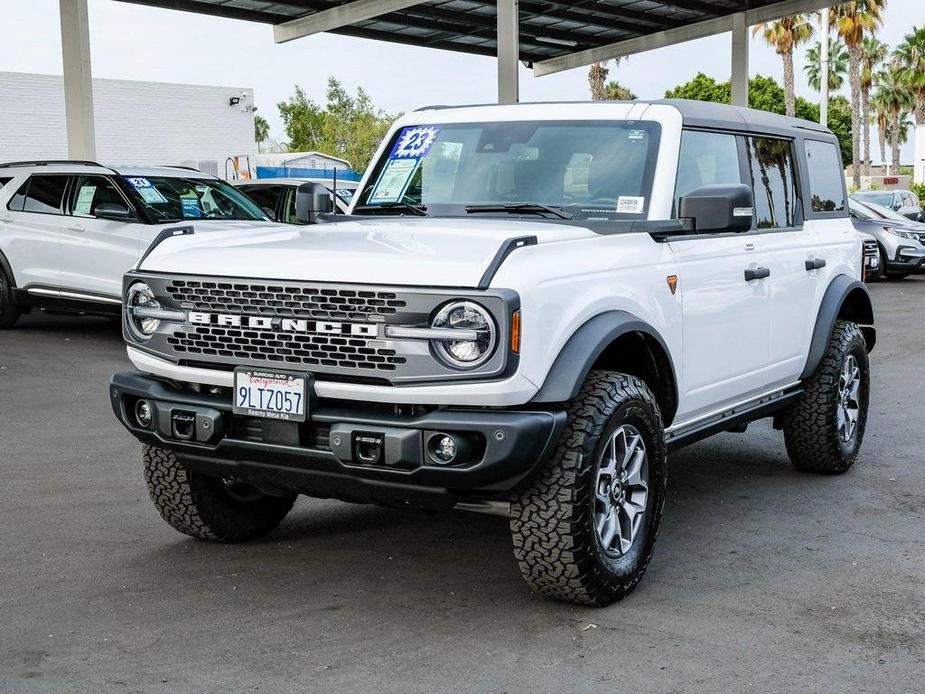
127 177 152 188
616 196 646 214
368 158 418 203
389 126 441 160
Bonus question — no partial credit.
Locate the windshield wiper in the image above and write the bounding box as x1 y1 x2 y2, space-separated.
465 203 573 220
353 202 429 217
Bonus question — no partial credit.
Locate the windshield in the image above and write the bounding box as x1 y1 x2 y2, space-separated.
853 191 894 208
862 200 917 223
121 176 268 223
354 120 661 220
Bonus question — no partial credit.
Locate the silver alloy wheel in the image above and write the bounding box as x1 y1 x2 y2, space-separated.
837 354 862 443
594 424 649 557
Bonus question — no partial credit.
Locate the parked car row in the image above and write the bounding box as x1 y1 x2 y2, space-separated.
849 192 925 280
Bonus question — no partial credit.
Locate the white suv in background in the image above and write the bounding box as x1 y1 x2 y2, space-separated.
0 161 282 328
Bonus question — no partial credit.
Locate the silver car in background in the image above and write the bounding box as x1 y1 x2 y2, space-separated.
849 197 925 279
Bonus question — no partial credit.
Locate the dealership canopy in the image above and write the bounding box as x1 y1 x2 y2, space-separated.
59 0 833 159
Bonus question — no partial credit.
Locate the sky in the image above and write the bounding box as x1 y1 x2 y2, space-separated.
0 0 921 160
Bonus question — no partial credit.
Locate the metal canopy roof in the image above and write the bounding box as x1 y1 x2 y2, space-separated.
116 0 829 73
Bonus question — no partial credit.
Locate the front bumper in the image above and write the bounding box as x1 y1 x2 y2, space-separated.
886 245 925 272
110 371 566 509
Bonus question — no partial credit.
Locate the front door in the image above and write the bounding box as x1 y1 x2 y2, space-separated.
58 175 144 300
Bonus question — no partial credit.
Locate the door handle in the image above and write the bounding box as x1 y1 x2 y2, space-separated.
67 224 86 233
744 266 771 281
805 258 826 271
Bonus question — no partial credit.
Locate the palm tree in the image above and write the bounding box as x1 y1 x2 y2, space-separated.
873 63 914 174
254 114 270 153
831 0 886 187
752 15 815 117
805 37 849 92
894 26 925 180
860 36 889 174
873 100 889 165
589 58 624 101
603 81 637 100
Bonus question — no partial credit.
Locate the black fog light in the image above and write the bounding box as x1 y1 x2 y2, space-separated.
135 399 153 429
430 434 458 464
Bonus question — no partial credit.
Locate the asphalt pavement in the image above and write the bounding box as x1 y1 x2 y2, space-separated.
1 278 923 693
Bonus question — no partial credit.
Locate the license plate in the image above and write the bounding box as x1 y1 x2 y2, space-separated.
232 369 308 422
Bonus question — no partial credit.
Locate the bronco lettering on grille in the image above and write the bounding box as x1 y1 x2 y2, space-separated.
187 312 379 337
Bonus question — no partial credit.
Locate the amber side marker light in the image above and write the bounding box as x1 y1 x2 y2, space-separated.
667 275 679 295
511 310 521 354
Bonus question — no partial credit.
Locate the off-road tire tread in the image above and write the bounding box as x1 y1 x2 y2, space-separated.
511 371 666 606
143 444 295 542
783 320 868 474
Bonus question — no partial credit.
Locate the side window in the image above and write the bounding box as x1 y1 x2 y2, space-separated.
8 180 28 211
674 130 743 208
746 137 798 229
240 186 282 218
804 140 846 213
281 187 303 225
71 176 127 218
22 175 69 215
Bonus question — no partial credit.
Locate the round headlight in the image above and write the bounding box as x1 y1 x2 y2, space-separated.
126 282 161 340
431 300 497 369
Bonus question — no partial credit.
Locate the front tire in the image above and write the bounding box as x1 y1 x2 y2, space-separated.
782 321 870 474
143 444 296 542
0 265 22 329
510 371 667 606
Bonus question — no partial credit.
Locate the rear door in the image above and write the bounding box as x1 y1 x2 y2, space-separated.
2 174 71 292
58 174 145 300
668 130 775 420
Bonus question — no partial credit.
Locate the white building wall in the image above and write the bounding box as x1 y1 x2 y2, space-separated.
0 72 256 168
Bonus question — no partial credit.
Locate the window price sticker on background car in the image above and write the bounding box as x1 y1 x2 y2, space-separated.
233 369 308 422
616 196 645 214
126 177 168 204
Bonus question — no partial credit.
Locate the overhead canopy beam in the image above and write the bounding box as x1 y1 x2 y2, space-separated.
533 0 834 76
731 12 749 107
274 0 428 44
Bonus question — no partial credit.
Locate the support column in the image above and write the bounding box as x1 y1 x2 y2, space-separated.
497 0 519 104
731 12 749 108
820 8 829 126
59 0 96 160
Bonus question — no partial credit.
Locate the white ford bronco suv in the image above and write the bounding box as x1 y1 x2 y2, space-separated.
110 101 875 606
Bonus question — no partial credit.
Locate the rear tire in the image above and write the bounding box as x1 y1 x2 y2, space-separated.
143 444 296 542
782 321 870 474
510 371 667 606
0 265 22 329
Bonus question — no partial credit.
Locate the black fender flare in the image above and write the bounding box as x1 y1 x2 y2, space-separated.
801 275 875 380
530 310 678 411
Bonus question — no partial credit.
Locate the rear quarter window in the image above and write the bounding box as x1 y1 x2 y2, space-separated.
0 177 12 190
804 140 846 213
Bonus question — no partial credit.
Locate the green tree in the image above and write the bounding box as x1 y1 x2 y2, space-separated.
831 0 887 187
254 114 270 152
665 73 853 163
805 37 849 92
894 26 925 128
277 78 397 172
589 58 625 100
860 36 889 174
873 62 915 173
752 15 815 116
603 81 637 100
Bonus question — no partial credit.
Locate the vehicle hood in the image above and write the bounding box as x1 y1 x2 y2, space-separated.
139 217 595 287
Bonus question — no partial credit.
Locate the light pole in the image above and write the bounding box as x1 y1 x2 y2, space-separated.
820 7 829 127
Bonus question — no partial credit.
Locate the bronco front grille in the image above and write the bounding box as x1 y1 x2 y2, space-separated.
166 280 407 322
167 325 407 371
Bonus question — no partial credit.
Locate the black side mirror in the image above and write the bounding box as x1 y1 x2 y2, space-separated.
94 202 133 221
679 184 754 234
295 182 333 224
